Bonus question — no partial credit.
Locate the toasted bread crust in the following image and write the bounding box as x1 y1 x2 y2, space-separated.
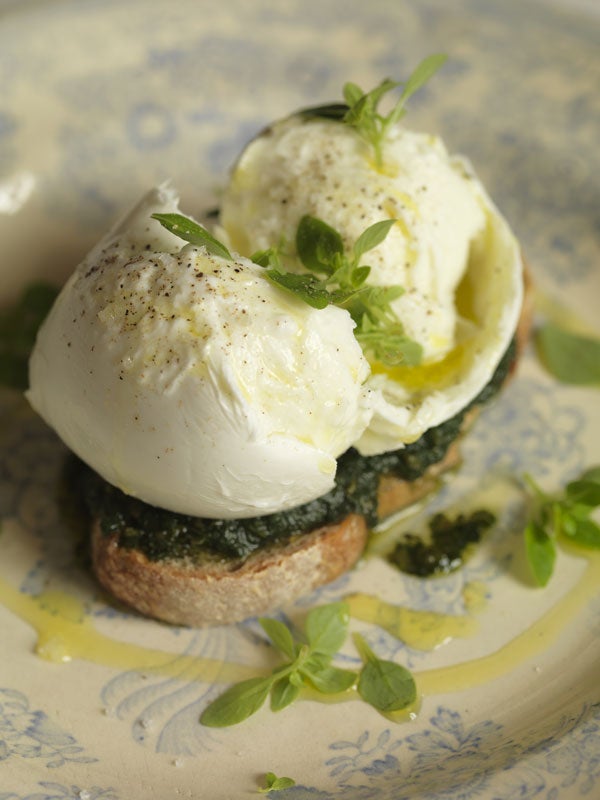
92 513 368 626
92 268 534 626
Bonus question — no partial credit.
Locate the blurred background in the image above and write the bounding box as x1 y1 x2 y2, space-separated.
0 0 598 311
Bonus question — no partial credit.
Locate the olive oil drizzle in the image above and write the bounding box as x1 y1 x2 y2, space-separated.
1 550 598 702
0 579 256 683
346 592 479 650
418 551 600 696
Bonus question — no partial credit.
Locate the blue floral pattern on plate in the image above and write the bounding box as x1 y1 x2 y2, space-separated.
275 704 600 800
0 689 97 769
0 785 120 800
0 0 598 797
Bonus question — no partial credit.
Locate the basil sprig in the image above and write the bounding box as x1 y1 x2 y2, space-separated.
342 55 447 167
199 602 417 727
535 323 600 385
259 773 296 793
523 466 600 586
257 215 423 367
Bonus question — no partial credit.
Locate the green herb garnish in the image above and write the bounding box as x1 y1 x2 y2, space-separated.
258 214 422 367
342 54 447 167
151 212 232 260
535 323 600 385
353 633 417 713
258 773 296 793
200 603 355 727
149 209 419 366
523 466 600 586
199 602 417 727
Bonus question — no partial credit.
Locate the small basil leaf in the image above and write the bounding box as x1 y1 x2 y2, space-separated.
579 466 600 486
535 323 600 385
565 480 600 508
305 602 349 656
347 285 404 321
252 248 281 268
556 507 578 538
296 102 349 122
562 518 600 549
350 265 371 288
301 665 357 694
199 676 272 727
296 215 343 275
357 660 416 713
259 773 296 793
368 79 399 110
288 669 306 689
265 270 330 309
524 520 556 587
301 652 331 674
259 617 297 660
400 54 447 104
355 326 423 367
151 212 232 260
353 219 396 260
344 93 369 127
270 677 301 711
352 632 375 663
329 286 361 305
367 284 406 306
342 82 364 107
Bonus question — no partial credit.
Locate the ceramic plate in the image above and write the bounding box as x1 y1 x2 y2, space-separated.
1 1 599 798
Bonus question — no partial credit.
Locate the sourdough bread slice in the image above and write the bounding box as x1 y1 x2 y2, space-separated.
92 513 368 626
